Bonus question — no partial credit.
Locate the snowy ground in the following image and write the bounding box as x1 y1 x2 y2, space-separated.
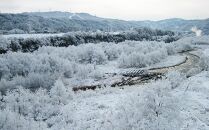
52 40 209 129
63 54 188 88
1 36 209 130
2 33 65 38
175 72 209 129
97 54 187 74
58 70 209 130
148 55 186 69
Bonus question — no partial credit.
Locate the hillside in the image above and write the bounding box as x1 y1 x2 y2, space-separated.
0 12 209 34
138 18 209 34
0 12 139 33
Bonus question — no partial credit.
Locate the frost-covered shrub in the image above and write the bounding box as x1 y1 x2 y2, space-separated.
0 80 75 130
75 64 94 79
89 69 103 80
2 86 63 123
0 109 48 130
116 41 169 68
172 39 193 53
200 49 209 71
102 42 122 60
0 36 9 54
118 46 168 68
0 52 72 79
166 71 186 89
0 73 56 92
118 52 148 68
0 44 109 91
0 52 36 78
0 51 74 91
77 43 107 64
50 79 72 105
164 37 194 55
106 81 181 130
0 45 107 91
147 48 168 63
37 44 108 65
139 81 181 130
34 46 78 62
177 43 192 52
165 44 176 55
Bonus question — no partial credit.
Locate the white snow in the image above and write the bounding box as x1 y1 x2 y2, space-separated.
148 54 186 69
173 71 209 129
69 13 84 20
2 35 209 130
60 71 209 130
2 33 65 38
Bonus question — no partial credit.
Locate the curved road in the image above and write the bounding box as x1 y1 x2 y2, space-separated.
149 50 201 75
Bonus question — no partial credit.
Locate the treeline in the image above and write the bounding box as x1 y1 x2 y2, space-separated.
0 28 180 54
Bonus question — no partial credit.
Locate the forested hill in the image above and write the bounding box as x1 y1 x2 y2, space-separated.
0 12 141 33
0 11 209 34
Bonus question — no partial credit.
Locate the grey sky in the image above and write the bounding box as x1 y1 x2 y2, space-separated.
0 0 209 20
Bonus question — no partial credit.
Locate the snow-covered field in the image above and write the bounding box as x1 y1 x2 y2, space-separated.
148 55 186 69
1 35 209 130
2 33 65 39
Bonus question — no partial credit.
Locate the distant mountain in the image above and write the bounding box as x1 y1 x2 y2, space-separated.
137 18 209 34
23 11 74 19
23 11 104 21
0 11 209 34
0 12 139 33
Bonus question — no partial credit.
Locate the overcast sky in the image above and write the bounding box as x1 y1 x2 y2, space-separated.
0 0 209 20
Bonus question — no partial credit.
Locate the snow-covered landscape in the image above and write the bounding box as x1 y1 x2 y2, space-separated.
1 0 209 130
1 31 209 130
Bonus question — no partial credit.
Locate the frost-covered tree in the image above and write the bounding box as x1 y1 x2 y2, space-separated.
139 81 181 130
0 36 9 54
50 79 71 105
0 109 49 130
103 43 122 60
117 47 168 68
118 52 147 68
106 80 182 130
199 49 209 71
77 43 107 64
166 71 186 89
